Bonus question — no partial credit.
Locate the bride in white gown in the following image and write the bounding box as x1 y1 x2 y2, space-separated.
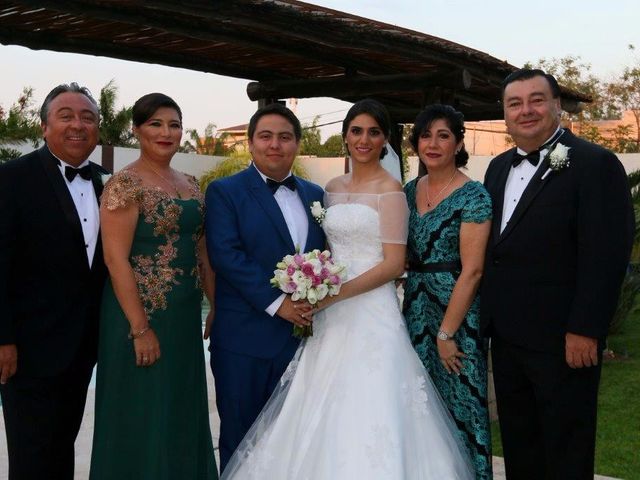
222 100 474 480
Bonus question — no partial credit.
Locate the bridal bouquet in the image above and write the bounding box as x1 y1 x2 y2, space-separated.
270 249 347 338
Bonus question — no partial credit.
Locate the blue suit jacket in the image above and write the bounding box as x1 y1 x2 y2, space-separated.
205 165 325 358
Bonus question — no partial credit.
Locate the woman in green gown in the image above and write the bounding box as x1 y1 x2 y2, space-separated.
90 93 217 479
402 104 493 479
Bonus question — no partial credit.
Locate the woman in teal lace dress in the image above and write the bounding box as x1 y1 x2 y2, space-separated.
403 104 493 479
90 94 217 479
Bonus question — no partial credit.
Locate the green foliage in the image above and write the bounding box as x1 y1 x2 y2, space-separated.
575 123 607 147
610 268 640 335
182 123 231 156
321 134 345 157
299 116 322 156
605 45 640 150
198 150 309 192
0 147 23 163
98 79 134 147
596 310 640 479
0 86 41 147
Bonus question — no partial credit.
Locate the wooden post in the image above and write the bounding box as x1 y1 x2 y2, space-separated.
101 144 114 173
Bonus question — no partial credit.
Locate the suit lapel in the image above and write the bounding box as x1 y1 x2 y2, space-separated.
90 162 105 202
489 154 512 244
246 167 297 252
497 155 552 245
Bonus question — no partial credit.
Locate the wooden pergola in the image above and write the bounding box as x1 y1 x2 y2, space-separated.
0 0 591 168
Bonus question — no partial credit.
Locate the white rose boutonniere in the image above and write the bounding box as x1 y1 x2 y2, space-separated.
310 201 326 225
100 173 113 185
541 143 571 180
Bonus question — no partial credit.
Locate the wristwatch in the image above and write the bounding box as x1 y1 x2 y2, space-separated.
437 330 452 341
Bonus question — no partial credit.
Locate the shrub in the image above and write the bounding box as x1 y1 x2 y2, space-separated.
199 151 309 191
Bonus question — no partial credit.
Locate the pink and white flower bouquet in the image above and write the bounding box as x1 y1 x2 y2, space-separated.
270 249 347 337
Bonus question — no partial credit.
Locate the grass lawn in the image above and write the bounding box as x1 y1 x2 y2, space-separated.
490 313 640 479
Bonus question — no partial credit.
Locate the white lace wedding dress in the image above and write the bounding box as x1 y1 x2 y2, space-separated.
222 192 474 479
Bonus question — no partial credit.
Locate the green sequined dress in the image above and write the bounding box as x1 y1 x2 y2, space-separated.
90 170 217 480
403 179 492 480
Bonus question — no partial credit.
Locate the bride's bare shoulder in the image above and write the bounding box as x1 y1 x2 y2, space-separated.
325 174 350 193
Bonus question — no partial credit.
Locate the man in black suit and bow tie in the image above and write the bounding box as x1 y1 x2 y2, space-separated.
0 83 109 479
482 69 634 479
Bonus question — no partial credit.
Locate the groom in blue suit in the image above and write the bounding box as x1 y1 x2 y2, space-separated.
205 103 325 471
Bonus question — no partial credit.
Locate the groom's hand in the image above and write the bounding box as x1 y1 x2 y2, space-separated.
277 297 313 327
0 344 17 384
565 332 598 368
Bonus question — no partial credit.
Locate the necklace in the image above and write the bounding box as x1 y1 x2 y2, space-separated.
143 159 182 199
425 170 457 208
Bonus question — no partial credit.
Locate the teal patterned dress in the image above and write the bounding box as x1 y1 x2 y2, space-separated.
403 179 492 480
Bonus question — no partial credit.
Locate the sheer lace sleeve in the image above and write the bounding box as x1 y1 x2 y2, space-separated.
101 169 143 211
378 192 409 244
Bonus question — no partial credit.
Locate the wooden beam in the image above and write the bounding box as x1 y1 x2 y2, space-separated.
8 0 398 76
384 105 504 123
0 27 287 81
247 70 471 101
16 0 509 84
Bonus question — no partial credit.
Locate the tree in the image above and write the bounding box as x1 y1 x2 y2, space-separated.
0 87 41 163
0 87 41 144
605 45 640 150
321 134 344 157
181 123 231 156
98 79 135 147
299 116 322 155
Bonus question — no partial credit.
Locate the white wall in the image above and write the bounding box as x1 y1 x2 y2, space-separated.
4 143 640 187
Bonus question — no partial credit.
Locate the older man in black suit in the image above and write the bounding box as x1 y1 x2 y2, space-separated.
482 69 634 479
0 83 109 479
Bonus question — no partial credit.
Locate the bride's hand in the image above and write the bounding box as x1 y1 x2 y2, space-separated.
277 297 313 327
437 338 465 375
301 297 333 319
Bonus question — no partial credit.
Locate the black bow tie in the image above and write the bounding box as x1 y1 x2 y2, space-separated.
511 150 541 168
267 176 296 193
64 164 93 182
512 129 565 168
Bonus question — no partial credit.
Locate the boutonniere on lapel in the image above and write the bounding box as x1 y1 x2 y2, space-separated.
541 143 571 180
310 201 326 225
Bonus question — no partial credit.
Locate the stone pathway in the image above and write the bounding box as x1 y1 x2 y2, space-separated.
0 365 621 479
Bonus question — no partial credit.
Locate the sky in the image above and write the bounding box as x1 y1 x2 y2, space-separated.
1 0 639 140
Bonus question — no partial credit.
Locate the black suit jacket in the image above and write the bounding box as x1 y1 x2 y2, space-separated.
0 146 108 377
481 130 634 352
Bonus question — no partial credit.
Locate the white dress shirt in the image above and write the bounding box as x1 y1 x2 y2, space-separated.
500 128 561 233
253 163 309 316
54 154 100 267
